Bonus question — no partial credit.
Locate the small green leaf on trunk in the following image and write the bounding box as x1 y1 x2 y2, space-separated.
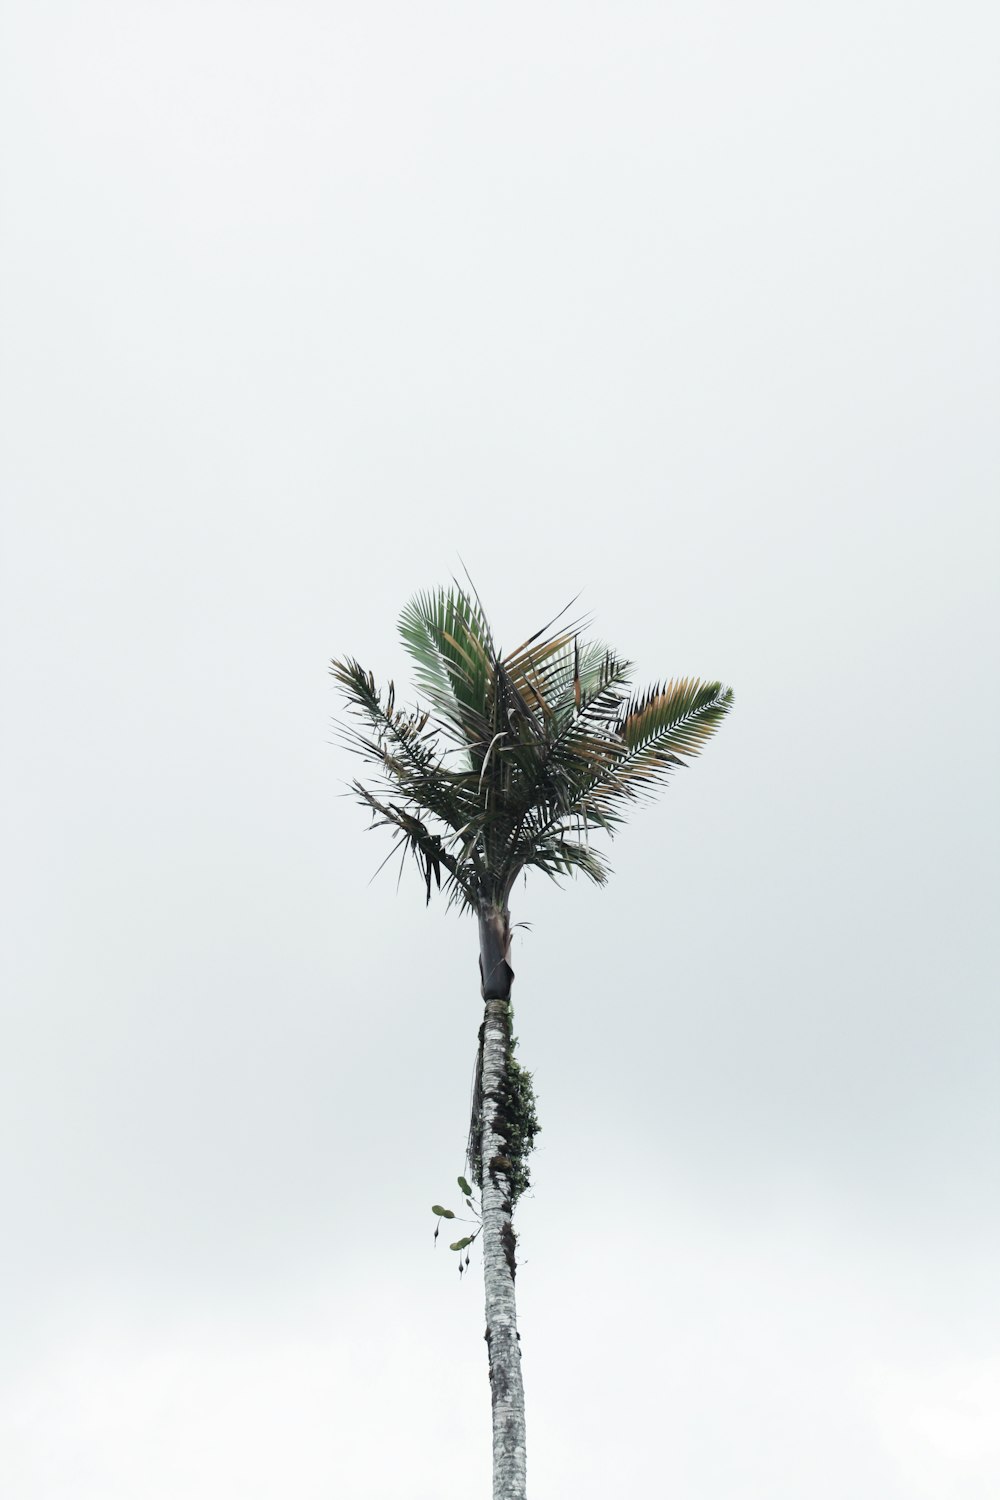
457 1176 473 1197
449 1236 473 1251
431 1205 455 1218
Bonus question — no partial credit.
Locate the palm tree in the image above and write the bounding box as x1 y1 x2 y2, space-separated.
331 582 732 1500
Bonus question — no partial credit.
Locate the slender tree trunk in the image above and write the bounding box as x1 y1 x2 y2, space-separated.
477 903 527 1500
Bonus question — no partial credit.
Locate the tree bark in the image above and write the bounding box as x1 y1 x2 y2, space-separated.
477 904 527 1500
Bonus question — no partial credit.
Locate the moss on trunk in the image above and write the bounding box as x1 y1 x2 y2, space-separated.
469 998 539 1205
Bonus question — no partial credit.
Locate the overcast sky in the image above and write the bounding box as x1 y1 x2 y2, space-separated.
2 3 998 1496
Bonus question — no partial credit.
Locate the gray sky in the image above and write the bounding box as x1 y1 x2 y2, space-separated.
2 2 998 1495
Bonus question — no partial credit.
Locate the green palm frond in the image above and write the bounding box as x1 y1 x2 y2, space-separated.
398 587 495 755
348 779 478 909
331 655 478 825
331 651 487 908
332 583 732 909
529 836 612 888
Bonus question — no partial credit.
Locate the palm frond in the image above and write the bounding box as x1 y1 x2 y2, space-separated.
527 836 612 888
606 678 734 799
398 587 495 754
507 638 627 725
331 654 479 825
350 781 479 909
514 678 733 860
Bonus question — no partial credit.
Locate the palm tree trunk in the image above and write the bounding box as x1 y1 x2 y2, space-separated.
477 904 527 1500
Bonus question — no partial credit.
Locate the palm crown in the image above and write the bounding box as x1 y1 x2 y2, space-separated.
331 583 733 913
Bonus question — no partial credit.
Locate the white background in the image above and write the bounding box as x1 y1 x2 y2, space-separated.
2 3 998 1495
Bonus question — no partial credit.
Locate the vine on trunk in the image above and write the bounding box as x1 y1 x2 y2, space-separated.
431 1177 481 1276
467 1001 540 1205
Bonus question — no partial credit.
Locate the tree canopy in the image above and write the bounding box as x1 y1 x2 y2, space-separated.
331 583 733 912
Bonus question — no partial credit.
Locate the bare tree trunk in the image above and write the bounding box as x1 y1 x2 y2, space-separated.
477 904 527 1500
